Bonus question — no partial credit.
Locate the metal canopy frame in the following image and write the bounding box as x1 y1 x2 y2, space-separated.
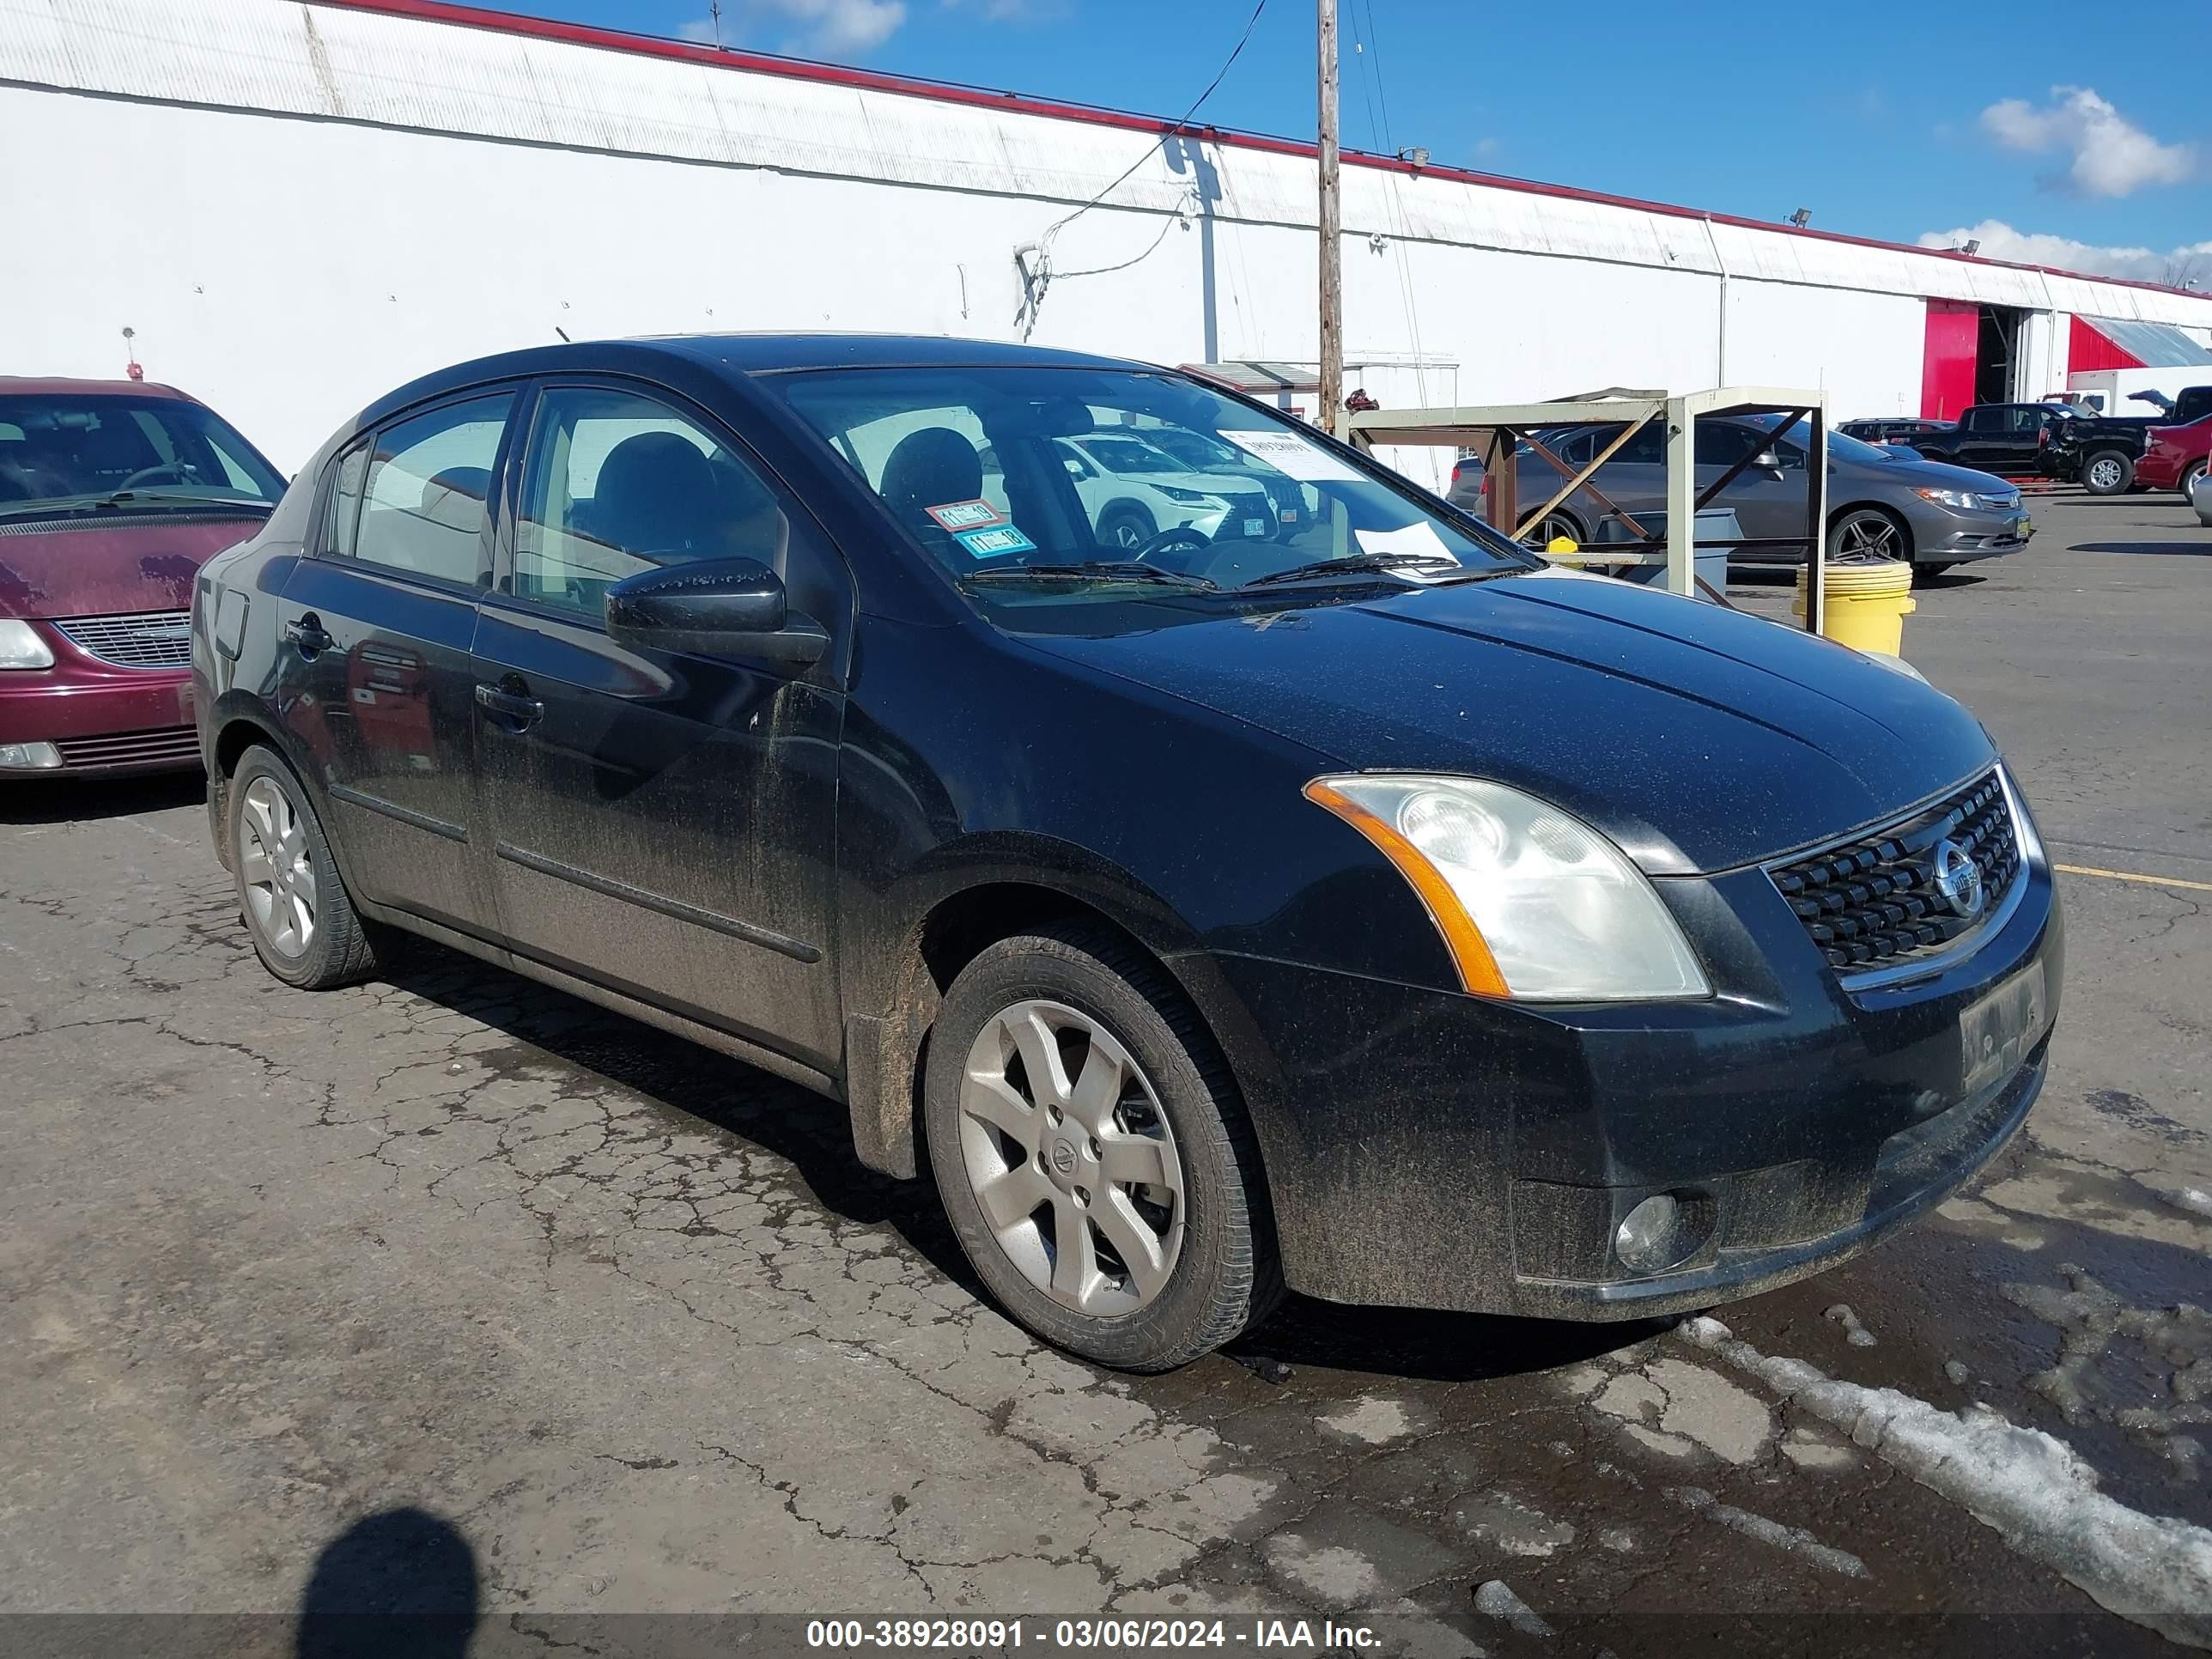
1347 386 1831 633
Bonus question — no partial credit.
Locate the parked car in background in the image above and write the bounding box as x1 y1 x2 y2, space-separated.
1496 415 2030 574
1838 417 1949 447
1052 430 1281 551
193 334 2062 1370
1906 403 2081 482
1 378 285 776
2136 415 2212 501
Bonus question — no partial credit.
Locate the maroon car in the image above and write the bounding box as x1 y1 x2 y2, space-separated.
1 378 285 776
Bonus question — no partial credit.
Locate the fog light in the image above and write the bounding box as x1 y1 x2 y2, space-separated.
1613 1191 1712 1275
0 741 63 770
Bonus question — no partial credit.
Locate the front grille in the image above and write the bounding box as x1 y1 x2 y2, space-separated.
1770 771 2022 974
52 726 200 769
52 610 192 669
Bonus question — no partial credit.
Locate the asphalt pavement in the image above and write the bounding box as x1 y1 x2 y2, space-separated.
3 490 2208 1657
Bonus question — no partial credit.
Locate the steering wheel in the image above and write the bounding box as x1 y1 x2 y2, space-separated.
115 463 198 490
1127 526 1213 568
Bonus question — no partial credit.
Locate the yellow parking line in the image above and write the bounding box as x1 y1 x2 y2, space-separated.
2053 861 2212 895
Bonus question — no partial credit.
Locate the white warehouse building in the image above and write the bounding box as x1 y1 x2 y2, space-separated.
7 0 2212 482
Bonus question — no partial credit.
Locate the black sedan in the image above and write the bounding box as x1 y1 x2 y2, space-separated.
191 336 2062 1370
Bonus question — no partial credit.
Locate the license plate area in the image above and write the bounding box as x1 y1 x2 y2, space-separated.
1960 959 2049 1094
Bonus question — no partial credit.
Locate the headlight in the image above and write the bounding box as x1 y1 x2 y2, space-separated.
1158 487 1223 506
1304 775 1711 1000
0 619 55 670
1913 487 1981 510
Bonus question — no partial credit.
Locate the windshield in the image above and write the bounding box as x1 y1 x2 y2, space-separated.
0 393 285 516
775 366 1528 601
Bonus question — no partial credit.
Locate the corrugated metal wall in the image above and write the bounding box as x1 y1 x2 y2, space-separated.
5 0 2210 469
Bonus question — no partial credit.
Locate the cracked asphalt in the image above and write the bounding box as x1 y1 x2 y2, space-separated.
3 494 2208 1657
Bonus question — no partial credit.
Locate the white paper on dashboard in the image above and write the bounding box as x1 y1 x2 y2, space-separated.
1217 428 1364 482
1353 520 1459 578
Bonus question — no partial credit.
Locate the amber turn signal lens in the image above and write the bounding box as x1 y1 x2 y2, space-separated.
1303 777 1510 998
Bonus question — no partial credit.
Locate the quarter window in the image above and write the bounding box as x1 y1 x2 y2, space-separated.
318 443 369 560
512 387 793 620
353 395 514 585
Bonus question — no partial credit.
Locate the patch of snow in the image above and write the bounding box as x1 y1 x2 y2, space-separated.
1825 1304 1877 1347
1668 1486 1869 1578
1473 1579 1552 1638
1680 1316 2212 1646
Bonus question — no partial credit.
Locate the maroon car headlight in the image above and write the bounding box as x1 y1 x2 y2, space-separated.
0 619 55 670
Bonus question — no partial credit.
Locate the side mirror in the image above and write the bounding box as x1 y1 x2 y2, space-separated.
1063 456 1085 477
605 556 827 668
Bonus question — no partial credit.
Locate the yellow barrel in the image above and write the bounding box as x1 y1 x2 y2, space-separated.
1794 559 1916 656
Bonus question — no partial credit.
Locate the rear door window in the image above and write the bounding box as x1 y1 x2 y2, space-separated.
352 394 515 586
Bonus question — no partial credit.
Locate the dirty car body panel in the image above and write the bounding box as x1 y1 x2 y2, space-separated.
192 336 2062 1325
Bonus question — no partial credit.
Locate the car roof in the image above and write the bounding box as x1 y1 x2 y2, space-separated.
0 376 195 400
360 333 1159 428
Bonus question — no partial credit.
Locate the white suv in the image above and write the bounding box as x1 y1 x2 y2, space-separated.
1054 434 1279 550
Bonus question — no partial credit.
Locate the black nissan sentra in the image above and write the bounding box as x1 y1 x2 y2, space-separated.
191 337 2061 1370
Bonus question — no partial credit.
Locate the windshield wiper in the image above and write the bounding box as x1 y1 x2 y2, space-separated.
958 562 1218 591
0 490 276 524
1242 551 1461 588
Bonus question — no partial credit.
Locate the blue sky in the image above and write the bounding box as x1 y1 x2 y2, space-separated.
513 0 2209 283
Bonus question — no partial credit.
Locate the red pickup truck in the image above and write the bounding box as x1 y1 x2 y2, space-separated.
2135 414 2212 500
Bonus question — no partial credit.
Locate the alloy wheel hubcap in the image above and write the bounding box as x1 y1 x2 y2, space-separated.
1839 515 1896 556
2090 458 2121 489
957 1000 1185 1317
239 775 317 957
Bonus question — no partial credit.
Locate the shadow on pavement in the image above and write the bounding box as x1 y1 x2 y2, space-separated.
1226 1291 1670 1385
0 769 204 826
2074 541 2209 556
297 1505 478 1659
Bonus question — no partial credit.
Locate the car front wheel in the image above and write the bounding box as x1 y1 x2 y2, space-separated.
228 745 382 990
924 924 1279 1370
2181 461 2207 504
1827 507 1909 562
2081 450 2134 495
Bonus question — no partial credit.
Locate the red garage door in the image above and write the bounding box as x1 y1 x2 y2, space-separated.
1922 300 1978 419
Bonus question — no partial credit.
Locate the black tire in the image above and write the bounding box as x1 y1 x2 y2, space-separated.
923 923 1280 1371
1097 504 1157 553
2180 461 2207 504
1827 507 1911 562
228 745 382 990
2081 449 2134 495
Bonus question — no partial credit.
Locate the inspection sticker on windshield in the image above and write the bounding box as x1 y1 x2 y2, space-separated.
1217 428 1363 483
926 499 1005 532
953 524 1036 560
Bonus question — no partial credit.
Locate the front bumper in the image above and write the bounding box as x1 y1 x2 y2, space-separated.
1187 850 2062 1320
1912 502 2033 564
0 623 199 775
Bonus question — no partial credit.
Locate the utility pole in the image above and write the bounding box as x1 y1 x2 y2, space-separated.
1316 0 1343 435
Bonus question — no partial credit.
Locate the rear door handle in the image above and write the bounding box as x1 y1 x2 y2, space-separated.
474 680 544 731
284 615 334 655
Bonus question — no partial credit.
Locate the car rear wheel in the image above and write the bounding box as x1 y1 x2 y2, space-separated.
2180 461 2207 503
923 923 1279 1370
228 745 382 990
2081 450 2134 495
1522 511 1583 550
1827 507 1909 562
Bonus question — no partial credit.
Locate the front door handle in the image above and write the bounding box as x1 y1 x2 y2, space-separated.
474 680 544 731
284 614 334 655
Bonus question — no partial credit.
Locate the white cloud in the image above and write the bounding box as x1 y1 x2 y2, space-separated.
676 16 721 43
769 0 908 52
1979 87 2195 197
1915 219 2212 285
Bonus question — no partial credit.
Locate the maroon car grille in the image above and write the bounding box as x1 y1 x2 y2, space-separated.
1769 771 2023 974
52 726 201 769
52 610 193 669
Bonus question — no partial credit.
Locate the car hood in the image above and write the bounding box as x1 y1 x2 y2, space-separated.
1019 568 1996 875
0 516 263 620
1854 453 2017 495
